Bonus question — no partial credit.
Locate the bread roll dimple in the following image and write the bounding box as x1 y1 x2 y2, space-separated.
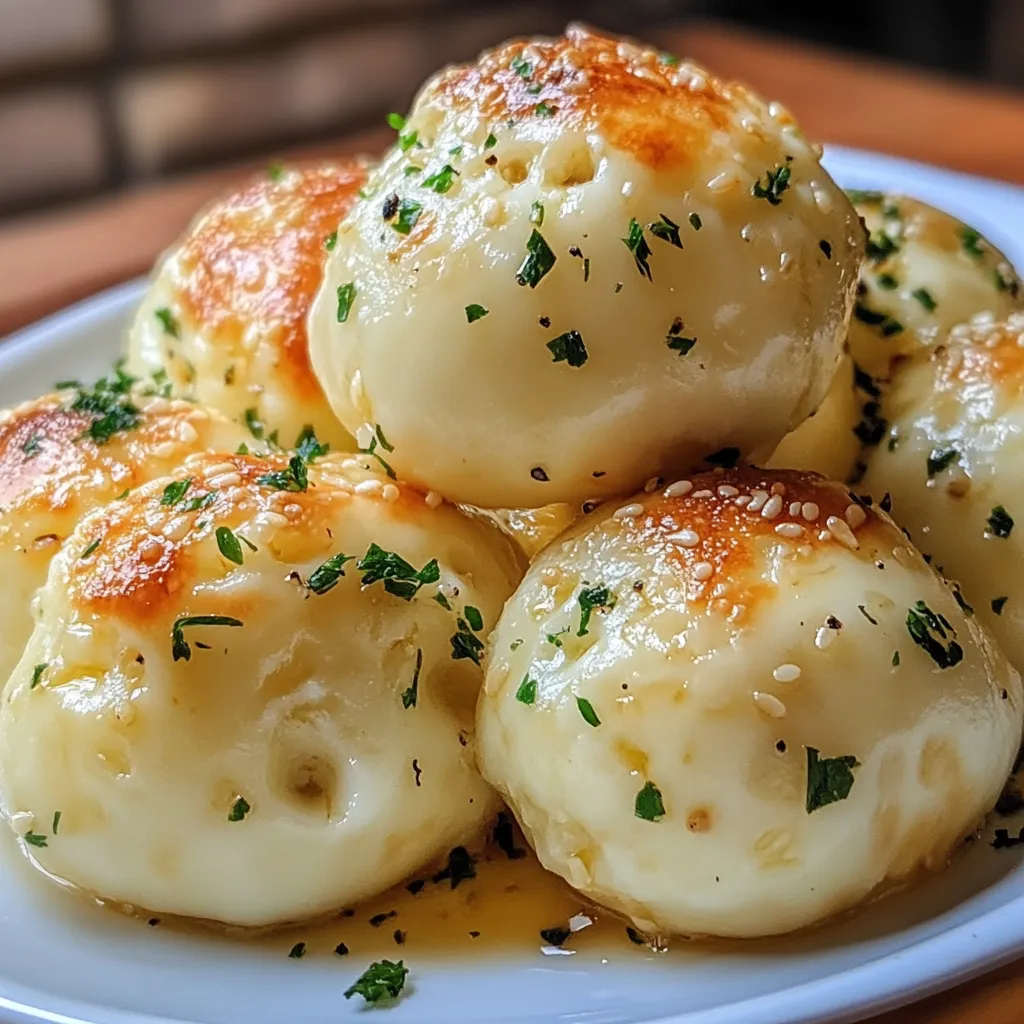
128 161 369 450
477 466 1021 938
310 26 863 508
0 451 524 926
0 382 249 688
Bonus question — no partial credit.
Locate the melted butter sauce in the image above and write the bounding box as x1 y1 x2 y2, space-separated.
137 824 651 962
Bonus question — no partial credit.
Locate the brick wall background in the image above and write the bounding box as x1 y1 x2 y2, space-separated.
0 0 1019 222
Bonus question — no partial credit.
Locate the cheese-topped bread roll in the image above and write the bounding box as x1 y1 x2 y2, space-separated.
128 161 369 450
848 192 1022 378
0 376 248 687
768 353 863 481
0 451 522 926
860 312 1024 668
310 26 862 508
477 467 1021 939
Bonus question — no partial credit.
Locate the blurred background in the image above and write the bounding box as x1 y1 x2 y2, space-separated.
2 0 1022 223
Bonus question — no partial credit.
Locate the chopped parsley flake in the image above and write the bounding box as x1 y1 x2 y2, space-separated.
256 455 308 492
295 425 329 464
960 226 985 259
67 369 142 446
465 303 489 323
987 505 1014 538
422 164 459 194
866 230 899 262
911 287 937 312
906 601 963 669
892 651 900 667
267 163 285 182
387 112 405 131
493 811 526 859
358 543 439 601
171 615 243 662
622 218 653 280
516 229 556 288
876 272 899 290
648 214 682 248
511 54 532 78
535 101 555 117
308 552 354 595
30 663 47 689
992 596 1009 615
689 212 702 231
751 162 791 205
854 302 904 336
160 478 192 506
324 231 337 251
357 423 397 479
926 447 959 478
52 810 61 834
635 781 665 822
433 845 476 889
80 537 101 559
547 330 588 367
451 615 484 664
515 676 537 705
23 831 47 848
819 239 832 259
577 585 615 636
805 747 858 813
288 942 306 959
21 432 42 457
402 648 422 709
392 199 422 235
215 527 244 565
244 407 265 439
576 696 601 727
530 200 544 226
845 189 884 205
155 308 180 338
540 926 571 947
228 796 250 822
336 282 356 323
465 606 483 631
484 132 498 149
666 316 696 355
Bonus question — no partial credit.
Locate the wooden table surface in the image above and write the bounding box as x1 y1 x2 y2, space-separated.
2 18 1024 1022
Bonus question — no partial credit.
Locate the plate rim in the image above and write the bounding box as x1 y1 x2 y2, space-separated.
2 146 1024 1024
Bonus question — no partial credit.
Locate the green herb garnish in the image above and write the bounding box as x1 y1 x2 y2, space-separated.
215 527 244 565
516 229 556 288
402 648 422 709
576 696 600 727
988 505 1014 538
308 552 354 595
155 308 180 338
160 478 192 506
228 797 250 822
344 959 409 1003
465 303 489 323
805 746 858 812
622 218 653 280
752 162 791 205
648 214 682 248
906 601 963 669
171 614 244 662
577 585 615 636
30 663 46 690
635 781 665 821
336 282 356 323
515 676 537 705
547 330 588 367
358 544 439 601
422 164 459 194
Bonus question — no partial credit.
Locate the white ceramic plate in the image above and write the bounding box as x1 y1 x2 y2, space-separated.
2 145 1024 1024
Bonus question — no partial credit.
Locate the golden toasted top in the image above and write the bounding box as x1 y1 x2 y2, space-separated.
940 313 1024 393
609 467 893 616
66 451 435 625
429 25 771 171
176 161 369 397
0 390 234 519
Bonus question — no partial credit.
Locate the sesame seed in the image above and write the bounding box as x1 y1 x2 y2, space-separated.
747 490 769 512
708 171 737 193
151 441 178 460
844 503 867 529
208 472 242 489
263 511 289 528
425 491 442 509
355 479 384 495
772 663 801 683
826 515 859 550
664 480 693 498
162 515 191 542
382 483 400 503
717 485 739 497
283 503 302 516
354 424 375 449
752 691 786 718
788 502 801 517
774 522 804 538
614 503 644 520
176 421 199 445
815 627 836 650
668 528 701 548
203 461 236 477
801 502 819 522
770 483 786 496
340 457 362 471
693 561 713 581
734 495 751 507
761 495 783 520
692 489 714 499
